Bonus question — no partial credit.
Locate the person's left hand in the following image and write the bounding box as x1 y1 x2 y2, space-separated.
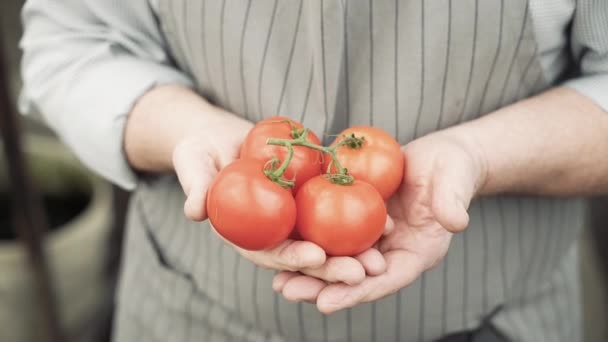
272 130 488 312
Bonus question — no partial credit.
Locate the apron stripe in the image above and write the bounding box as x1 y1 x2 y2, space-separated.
320 0 329 134
457 0 479 124
480 200 489 312
343 0 351 129
276 0 305 115
219 0 232 111
476 0 505 117
297 302 306 341
499 1 530 107
419 273 427 340
393 0 399 138
257 0 279 120
200 0 212 89
299 58 315 123
368 0 374 127
238 0 252 119
412 0 425 139
437 0 453 129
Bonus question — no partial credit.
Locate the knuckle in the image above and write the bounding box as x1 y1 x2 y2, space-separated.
278 246 302 270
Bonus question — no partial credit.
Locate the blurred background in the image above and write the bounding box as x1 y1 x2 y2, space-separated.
0 1 606 341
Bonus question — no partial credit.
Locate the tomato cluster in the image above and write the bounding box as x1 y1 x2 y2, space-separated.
206 116 405 256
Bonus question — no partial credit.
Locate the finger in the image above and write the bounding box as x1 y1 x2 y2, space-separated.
272 271 300 292
432 176 470 233
239 240 326 271
431 161 474 233
354 248 386 276
183 179 212 221
173 146 217 221
281 275 327 303
300 257 366 285
383 215 396 236
316 250 426 314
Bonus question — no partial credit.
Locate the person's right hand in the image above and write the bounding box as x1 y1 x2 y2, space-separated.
167 100 387 291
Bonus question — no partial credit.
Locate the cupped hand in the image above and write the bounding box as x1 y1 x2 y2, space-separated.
273 131 488 312
171 112 388 287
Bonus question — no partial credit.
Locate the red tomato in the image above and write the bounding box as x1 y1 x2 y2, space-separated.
324 126 404 199
295 176 387 256
240 116 323 193
206 159 296 250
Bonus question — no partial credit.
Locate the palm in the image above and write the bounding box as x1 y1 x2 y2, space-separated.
275 133 485 313
377 177 453 276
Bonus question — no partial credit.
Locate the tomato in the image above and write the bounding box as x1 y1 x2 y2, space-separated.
206 159 296 250
324 126 404 199
240 116 323 192
295 176 386 256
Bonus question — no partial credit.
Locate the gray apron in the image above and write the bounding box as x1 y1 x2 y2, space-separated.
112 1 585 341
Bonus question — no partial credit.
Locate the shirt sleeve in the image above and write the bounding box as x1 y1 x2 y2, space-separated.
20 0 194 190
562 0 608 111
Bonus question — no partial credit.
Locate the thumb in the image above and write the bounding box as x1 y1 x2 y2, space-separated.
431 164 475 233
173 142 218 221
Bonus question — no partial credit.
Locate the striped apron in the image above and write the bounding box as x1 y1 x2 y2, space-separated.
112 1 586 341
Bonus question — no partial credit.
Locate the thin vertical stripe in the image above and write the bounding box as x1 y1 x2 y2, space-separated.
441 251 449 335
498 1 529 106
299 60 314 123
419 273 426 341
343 0 351 129
219 0 232 110
239 0 252 119
159 193 181 341
234 256 242 316
393 0 399 138
437 0 453 128
166 0 189 76
412 0 425 139
257 0 279 119
252 267 260 327
275 1 304 115
371 303 376 341
323 313 328 342
497 198 508 299
273 294 283 337
183 220 202 341
320 0 329 133
514 43 539 100
200 0 212 89
525 200 547 342
217 240 225 307
456 0 479 124
535 202 557 341
480 200 489 312
179 0 194 78
517 67 543 99
369 0 374 126
550 203 569 340
131 200 149 341
297 303 306 342
476 0 505 116
347 309 352 342
557 264 573 340
462 223 469 328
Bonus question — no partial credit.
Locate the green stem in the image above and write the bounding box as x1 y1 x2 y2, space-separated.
266 129 354 185
263 145 295 189
271 142 294 178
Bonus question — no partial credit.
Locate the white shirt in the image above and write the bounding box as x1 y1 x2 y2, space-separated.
19 0 608 190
